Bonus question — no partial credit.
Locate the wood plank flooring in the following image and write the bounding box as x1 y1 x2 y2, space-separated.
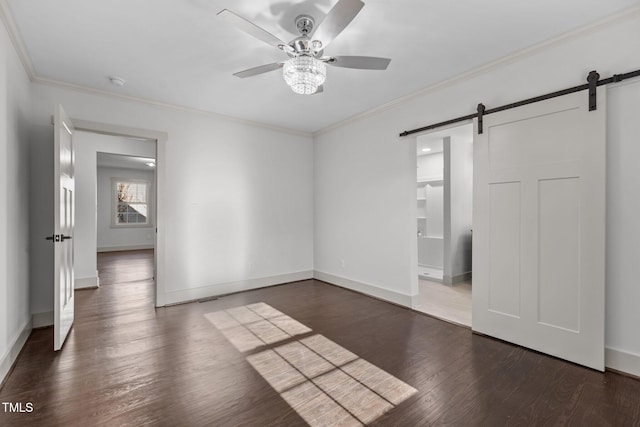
1 250 639 426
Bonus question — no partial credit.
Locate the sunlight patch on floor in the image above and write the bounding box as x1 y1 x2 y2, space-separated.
205 303 417 426
204 302 312 351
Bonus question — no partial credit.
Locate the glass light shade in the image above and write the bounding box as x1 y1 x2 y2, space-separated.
283 56 326 95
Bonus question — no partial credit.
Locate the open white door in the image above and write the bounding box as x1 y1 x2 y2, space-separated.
53 105 75 351
472 88 606 371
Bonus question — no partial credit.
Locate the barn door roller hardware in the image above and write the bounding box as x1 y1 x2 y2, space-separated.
587 70 599 111
399 67 640 137
476 103 486 134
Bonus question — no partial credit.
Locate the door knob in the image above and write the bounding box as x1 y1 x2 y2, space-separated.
44 234 71 242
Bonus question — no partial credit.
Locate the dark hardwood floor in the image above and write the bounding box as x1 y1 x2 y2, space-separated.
1 249 639 426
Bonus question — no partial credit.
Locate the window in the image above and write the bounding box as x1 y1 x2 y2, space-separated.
112 179 151 227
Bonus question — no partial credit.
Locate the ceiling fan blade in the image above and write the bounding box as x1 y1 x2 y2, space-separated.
311 0 364 48
233 62 284 78
324 56 391 70
218 9 289 51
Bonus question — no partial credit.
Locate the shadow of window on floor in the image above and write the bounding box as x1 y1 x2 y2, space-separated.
205 303 417 426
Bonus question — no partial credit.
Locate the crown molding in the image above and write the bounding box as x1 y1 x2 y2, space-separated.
0 0 35 78
0 0 311 138
32 76 312 138
313 4 640 137
1 0 638 139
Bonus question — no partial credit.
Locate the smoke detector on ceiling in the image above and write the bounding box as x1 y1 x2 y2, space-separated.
109 76 126 87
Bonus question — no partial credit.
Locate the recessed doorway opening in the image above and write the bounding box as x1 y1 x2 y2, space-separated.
414 123 473 327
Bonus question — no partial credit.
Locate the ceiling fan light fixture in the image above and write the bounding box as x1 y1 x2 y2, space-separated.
283 56 326 95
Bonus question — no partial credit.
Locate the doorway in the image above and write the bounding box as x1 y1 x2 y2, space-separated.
94 152 157 301
414 124 473 326
70 119 166 307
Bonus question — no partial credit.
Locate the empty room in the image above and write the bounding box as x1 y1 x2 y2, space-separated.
1 0 639 425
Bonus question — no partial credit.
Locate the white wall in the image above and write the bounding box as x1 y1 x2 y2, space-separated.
30 83 314 313
96 166 155 252
314 11 640 373
314 113 417 306
417 152 443 180
74 132 156 289
0 14 31 383
443 134 473 282
417 152 444 269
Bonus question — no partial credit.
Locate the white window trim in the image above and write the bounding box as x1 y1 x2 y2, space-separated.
110 177 154 228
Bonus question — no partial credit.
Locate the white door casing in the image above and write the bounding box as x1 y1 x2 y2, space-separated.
472 88 606 371
54 105 75 351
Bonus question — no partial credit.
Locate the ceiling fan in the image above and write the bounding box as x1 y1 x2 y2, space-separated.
218 0 391 95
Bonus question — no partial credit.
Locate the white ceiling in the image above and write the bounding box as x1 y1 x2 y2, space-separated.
6 0 638 133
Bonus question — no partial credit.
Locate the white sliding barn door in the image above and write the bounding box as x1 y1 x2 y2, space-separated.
472 88 606 371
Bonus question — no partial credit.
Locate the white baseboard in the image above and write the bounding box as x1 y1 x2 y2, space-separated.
443 272 472 285
162 270 314 306
606 347 640 377
97 244 154 253
75 275 99 289
0 318 32 385
411 293 423 310
32 311 54 328
313 270 415 307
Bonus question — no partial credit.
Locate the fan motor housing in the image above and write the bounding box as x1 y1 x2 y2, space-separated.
287 36 324 58
286 15 324 58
